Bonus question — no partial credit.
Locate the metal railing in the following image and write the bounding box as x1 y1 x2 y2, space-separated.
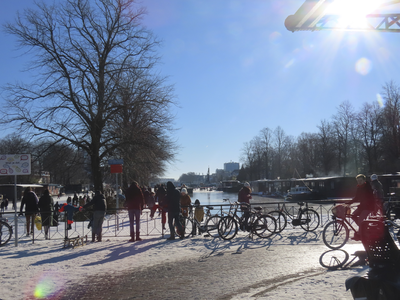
1 201 340 245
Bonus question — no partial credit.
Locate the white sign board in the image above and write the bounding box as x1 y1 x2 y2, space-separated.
0 154 31 175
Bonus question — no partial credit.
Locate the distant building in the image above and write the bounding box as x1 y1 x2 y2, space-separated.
224 162 240 173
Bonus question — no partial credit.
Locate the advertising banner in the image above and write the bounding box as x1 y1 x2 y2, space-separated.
0 154 31 175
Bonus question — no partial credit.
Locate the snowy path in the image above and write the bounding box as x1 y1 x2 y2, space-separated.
0 227 368 300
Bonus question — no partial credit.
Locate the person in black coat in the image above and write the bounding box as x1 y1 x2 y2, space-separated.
19 187 39 236
38 189 54 239
83 190 107 242
166 181 183 240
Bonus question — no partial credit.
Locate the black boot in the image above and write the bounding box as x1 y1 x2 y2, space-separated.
167 232 175 240
91 232 96 243
129 232 135 242
136 232 142 241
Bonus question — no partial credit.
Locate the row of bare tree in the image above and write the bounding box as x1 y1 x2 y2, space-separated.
238 82 400 181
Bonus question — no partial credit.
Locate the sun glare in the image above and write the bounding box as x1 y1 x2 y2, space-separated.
326 0 386 28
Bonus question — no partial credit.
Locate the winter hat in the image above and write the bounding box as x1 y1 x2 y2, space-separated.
371 174 378 181
244 182 250 187
181 188 188 194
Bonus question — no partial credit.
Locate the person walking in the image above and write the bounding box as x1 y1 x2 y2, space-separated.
180 188 191 217
72 192 78 206
124 181 145 242
238 182 252 230
166 181 183 240
152 184 167 229
19 187 39 236
38 189 54 239
83 190 107 242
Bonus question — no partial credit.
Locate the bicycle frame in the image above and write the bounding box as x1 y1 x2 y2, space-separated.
279 202 308 221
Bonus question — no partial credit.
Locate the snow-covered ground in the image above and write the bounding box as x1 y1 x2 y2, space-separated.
0 197 371 300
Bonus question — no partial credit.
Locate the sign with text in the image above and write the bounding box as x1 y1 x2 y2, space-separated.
0 154 31 175
108 159 124 165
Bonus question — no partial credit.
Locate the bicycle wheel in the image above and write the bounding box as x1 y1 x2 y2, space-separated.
0 221 13 246
218 216 238 240
205 215 221 236
268 210 287 233
299 209 320 232
175 216 193 238
322 220 349 249
319 249 349 270
253 214 277 238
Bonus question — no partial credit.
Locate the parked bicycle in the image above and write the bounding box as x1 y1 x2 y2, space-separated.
384 193 400 225
322 203 360 249
176 203 223 238
268 201 320 233
217 200 276 240
0 216 13 246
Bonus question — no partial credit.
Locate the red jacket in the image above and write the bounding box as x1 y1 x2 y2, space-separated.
349 182 375 211
238 186 252 204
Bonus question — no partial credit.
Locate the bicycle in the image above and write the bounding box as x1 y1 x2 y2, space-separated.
176 203 222 238
217 200 276 240
268 201 320 233
384 193 400 225
0 216 13 246
322 203 360 249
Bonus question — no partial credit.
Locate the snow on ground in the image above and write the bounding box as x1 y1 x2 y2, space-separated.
0 194 371 299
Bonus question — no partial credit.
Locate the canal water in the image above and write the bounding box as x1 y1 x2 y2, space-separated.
191 189 284 208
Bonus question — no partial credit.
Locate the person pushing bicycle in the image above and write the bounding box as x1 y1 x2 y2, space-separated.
238 182 252 230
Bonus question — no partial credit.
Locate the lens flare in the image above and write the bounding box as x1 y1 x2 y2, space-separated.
24 271 65 299
269 31 282 44
376 93 384 108
355 57 372 75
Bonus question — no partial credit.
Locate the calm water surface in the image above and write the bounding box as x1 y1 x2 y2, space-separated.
191 190 283 207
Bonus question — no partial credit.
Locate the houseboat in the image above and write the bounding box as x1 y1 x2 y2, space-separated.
217 180 243 193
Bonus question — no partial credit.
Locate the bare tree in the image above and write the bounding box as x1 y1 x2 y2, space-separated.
333 101 355 176
380 81 400 172
317 120 337 175
355 102 383 173
259 127 273 179
2 0 177 190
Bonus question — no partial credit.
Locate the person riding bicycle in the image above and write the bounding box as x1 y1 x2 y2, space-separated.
347 174 379 240
238 182 252 230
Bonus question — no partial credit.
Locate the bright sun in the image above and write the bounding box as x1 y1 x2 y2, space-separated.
326 0 386 28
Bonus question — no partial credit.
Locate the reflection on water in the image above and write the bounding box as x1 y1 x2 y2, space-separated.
191 190 284 207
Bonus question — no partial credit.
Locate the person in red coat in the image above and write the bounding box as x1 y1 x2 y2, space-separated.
347 174 377 240
237 182 252 230
124 181 145 242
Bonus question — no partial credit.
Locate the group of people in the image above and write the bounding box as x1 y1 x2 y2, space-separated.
123 181 195 242
16 173 385 244
19 187 56 239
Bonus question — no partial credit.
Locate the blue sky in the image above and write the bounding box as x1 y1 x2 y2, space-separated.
1 1 400 180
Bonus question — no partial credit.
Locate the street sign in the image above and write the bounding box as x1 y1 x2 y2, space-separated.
108 159 124 165
0 154 31 175
110 164 123 174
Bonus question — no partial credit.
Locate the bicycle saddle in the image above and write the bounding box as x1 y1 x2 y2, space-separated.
254 206 262 211
298 202 305 206
206 206 214 210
